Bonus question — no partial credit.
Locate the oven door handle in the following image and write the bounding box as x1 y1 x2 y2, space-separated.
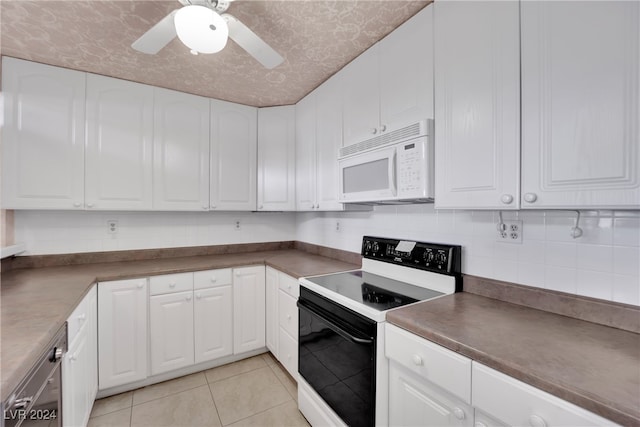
297 300 374 345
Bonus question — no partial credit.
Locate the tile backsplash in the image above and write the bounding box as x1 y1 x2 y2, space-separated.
296 206 640 306
12 206 640 306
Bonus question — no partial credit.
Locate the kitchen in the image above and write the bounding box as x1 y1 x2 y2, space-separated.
1 1 639 427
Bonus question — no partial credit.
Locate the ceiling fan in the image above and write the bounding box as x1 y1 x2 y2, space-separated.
132 0 284 69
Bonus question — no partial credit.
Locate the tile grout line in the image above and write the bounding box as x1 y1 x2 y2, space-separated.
205 378 224 427
221 399 297 427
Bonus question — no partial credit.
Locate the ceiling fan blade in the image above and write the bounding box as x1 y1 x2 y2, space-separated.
224 14 284 69
132 10 178 54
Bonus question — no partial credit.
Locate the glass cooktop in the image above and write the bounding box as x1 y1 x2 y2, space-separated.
305 270 444 311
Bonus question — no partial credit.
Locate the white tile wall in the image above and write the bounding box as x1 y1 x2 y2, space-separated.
295 206 640 306
12 207 640 306
14 211 296 255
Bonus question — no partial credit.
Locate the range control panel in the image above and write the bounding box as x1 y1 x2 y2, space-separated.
361 236 461 275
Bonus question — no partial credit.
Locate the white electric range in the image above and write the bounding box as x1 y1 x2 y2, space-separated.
297 236 462 427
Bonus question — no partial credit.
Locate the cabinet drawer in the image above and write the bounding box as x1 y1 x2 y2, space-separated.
149 272 193 295
278 327 298 380
278 273 299 298
67 285 96 346
472 363 618 427
385 323 471 404
194 268 232 290
278 290 298 338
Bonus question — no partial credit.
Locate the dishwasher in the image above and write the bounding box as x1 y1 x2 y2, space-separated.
2 324 67 427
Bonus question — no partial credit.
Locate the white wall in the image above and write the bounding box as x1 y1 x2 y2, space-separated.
14 211 296 255
13 207 640 306
296 206 640 306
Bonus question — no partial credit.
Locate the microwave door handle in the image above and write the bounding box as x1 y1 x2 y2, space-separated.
390 150 398 196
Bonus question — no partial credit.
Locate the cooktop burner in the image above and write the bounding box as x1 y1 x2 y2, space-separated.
305 270 444 311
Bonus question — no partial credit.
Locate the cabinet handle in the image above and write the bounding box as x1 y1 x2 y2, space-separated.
211 277 217 283
196 293 201 299
524 193 538 203
73 202 82 208
379 124 387 132
529 415 547 427
202 205 208 210
259 205 263 209
287 315 292 321
453 408 465 420
475 422 488 427
186 295 192 301
137 283 144 289
371 128 378 135
501 194 514 204
412 354 423 366
77 313 86 322
70 352 78 362
287 284 292 290
86 203 94 208
169 283 176 288
211 204 217 209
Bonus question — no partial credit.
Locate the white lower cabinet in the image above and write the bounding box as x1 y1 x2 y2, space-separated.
471 363 618 427
389 361 473 427
98 278 148 390
386 323 618 427
63 286 97 427
233 266 266 354
150 290 195 375
194 269 233 363
265 266 299 379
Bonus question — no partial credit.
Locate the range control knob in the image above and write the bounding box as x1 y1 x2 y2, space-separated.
372 242 380 253
423 251 435 263
435 253 447 265
365 241 372 252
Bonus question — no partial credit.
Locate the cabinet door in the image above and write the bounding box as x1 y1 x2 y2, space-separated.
434 0 521 209
98 278 148 390
295 92 317 210
150 291 195 375
210 100 257 211
379 5 434 129
265 267 279 356
315 74 344 211
194 286 233 364
342 45 381 146
1 57 85 209
63 327 89 427
257 106 296 211
521 1 640 209
153 87 210 211
233 266 266 354
86 74 154 210
389 361 473 427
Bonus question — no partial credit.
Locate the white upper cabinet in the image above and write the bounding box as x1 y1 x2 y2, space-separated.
153 88 210 211
434 0 521 210
379 5 434 129
315 74 346 211
342 45 381 146
342 5 434 146
86 74 154 210
520 1 640 209
210 100 257 211
257 105 296 211
1 57 86 209
295 92 317 211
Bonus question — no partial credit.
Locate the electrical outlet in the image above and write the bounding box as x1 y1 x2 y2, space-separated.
107 219 118 235
336 221 341 232
235 220 241 231
496 220 522 244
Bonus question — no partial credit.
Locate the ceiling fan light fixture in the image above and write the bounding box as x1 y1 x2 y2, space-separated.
174 5 228 54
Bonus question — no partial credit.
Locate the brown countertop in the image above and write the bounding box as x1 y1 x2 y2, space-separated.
386 293 640 426
0 249 358 402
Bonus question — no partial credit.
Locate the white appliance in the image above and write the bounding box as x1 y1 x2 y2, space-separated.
338 120 433 204
297 236 462 427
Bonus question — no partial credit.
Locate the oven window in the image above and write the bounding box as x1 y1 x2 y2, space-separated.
343 158 389 193
298 301 375 427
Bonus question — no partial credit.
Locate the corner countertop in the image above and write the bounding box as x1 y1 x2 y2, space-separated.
386 293 640 426
0 249 358 402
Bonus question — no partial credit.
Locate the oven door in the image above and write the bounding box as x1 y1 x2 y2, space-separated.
297 288 376 427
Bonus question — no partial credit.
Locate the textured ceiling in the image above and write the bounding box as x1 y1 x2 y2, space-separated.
0 0 429 107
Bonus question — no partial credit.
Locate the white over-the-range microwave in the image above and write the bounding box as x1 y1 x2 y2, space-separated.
338 119 434 204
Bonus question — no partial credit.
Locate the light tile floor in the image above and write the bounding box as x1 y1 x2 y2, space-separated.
88 353 310 427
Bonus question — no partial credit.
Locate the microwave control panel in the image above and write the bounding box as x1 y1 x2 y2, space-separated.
396 140 427 197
